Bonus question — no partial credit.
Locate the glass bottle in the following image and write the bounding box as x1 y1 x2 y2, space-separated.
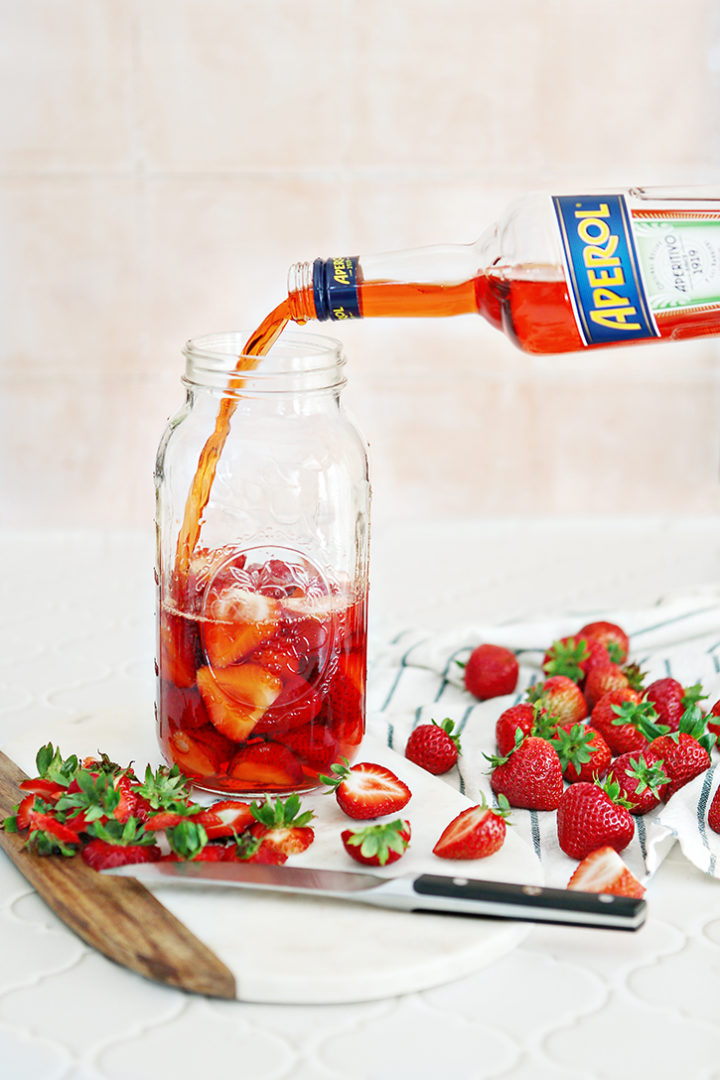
154 331 370 796
285 187 720 354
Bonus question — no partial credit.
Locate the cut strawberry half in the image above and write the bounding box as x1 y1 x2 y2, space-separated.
228 741 304 789
253 675 323 735
203 587 280 667
284 723 339 772
169 729 224 777
18 778 64 801
567 845 645 898
196 663 282 742
195 799 254 838
432 795 509 860
320 760 412 820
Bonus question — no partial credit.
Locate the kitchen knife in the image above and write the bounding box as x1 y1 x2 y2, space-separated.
105 859 647 931
0 749 236 998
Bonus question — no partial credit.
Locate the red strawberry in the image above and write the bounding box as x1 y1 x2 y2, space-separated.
644 677 685 732
495 703 537 756
527 675 587 728
15 794 36 831
18 778 64 802
196 663 282 743
282 724 339 772
584 663 634 712
463 644 519 700
322 653 365 748
579 621 630 665
227 741 304 790
253 675 323 736
708 784 720 834
590 690 663 756
246 793 315 858
82 839 162 871
567 845 645 898
169 729 225 777
606 750 670 814
195 799 254 839
28 812 82 847
320 760 412 820
647 706 714 799
158 608 200 689
551 723 611 784
405 718 461 775
709 698 720 742
341 819 411 866
556 778 635 859
432 794 510 859
542 635 608 683
488 735 564 811
202 586 280 667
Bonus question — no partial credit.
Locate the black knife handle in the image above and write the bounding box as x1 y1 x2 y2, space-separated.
412 874 646 930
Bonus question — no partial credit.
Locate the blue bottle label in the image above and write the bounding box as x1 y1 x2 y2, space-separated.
313 257 361 321
553 194 660 346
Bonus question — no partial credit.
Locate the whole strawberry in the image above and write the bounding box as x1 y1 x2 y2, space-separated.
606 750 670 815
487 735 564 811
405 718 461 775
579 620 630 665
433 794 511 860
527 675 587 728
551 723 611 784
708 783 720 834
463 643 519 700
647 705 715 799
542 636 602 683
584 662 644 712
591 690 664 757
645 679 706 733
556 778 635 860
495 703 537 756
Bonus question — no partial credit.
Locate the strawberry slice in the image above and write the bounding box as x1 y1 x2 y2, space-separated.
567 845 645 898
253 675 323 735
169 729 224 776
82 840 162 871
320 760 412 820
18 778 64 801
158 608 200 688
196 663 282 742
228 741 304 789
341 819 411 866
432 795 510 859
28 812 81 846
15 794 36 831
203 587 280 667
195 800 254 838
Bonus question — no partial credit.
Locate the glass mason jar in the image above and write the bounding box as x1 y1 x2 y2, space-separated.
154 331 370 795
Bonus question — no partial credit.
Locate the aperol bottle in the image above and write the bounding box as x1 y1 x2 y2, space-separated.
285 187 720 354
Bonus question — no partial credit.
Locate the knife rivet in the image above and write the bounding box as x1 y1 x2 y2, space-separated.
453 878 469 886
522 886 542 896
598 894 614 903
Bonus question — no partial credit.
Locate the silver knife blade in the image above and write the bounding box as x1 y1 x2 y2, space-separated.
103 862 646 931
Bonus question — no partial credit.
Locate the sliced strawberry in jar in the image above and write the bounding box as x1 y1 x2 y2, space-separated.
158 682 209 731
251 644 300 680
196 663 282 742
284 723 339 771
158 608 200 688
254 675 323 735
228 741 304 789
203 588 280 667
169 729 224 777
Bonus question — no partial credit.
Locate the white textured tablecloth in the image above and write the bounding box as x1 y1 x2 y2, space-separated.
3 520 720 1080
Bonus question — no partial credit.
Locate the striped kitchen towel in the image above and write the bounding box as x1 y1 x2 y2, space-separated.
365 587 720 888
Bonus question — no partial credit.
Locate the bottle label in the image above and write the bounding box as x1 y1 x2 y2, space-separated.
553 194 659 346
312 257 361 321
631 210 720 313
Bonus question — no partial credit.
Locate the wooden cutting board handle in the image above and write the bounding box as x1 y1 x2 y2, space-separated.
0 749 236 999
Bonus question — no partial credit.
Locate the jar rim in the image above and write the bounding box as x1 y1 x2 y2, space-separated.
182 330 346 393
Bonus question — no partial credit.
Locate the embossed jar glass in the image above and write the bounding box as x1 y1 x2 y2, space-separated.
154 331 370 796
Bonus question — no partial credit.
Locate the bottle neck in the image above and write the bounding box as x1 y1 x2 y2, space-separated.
287 231 503 327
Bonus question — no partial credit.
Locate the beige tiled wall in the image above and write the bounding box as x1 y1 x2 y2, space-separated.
3 0 720 530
